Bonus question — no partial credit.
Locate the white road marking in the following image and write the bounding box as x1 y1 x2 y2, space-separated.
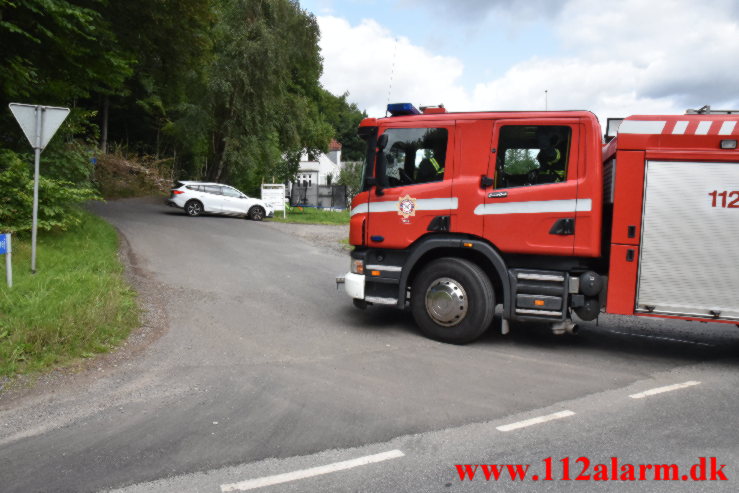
608 330 714 347
496 410 575 432
629 381 701 399
220 450 405 492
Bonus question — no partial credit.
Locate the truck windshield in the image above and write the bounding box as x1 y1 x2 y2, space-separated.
377 128 448 188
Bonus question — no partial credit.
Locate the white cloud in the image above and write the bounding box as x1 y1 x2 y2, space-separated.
559 0 739 107
400 0 567 22
318 16 469 117
318 1 739 124
471 58 679 119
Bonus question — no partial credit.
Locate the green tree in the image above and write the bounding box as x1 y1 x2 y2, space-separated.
319 90 367 162
0 0 131 108
0 149 99 233
98 0 214 156
338 161 363 201
504 148 538 175
177 0 332 194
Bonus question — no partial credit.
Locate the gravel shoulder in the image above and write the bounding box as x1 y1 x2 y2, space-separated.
262 220 350 256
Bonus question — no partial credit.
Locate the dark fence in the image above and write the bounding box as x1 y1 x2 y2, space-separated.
290 184 347 209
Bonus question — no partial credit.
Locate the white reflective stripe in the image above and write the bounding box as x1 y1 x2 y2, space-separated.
515 309 563 317
350 203 369 216
365 264 402 272
672 121 689 134
719 121 737 135
474 199 591 216
518 273 564 282
618 120 666 134
695 121 712 135
351 197 458 216
365 296 397 305
367 202 398 213
576 198 592 212
414 197 458 211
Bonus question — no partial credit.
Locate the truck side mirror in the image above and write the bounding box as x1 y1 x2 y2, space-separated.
374 133 388 195
377 133 388 150
374 154 386 196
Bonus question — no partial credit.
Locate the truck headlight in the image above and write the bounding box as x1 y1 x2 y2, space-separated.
351 259 364 275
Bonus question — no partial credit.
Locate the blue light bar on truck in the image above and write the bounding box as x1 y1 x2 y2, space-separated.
387 103 421 116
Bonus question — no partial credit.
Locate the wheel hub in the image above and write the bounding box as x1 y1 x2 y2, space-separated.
425 277 468 327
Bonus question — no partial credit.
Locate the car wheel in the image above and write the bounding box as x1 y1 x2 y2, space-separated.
411 257 494 344
185 200 203 217
248 206 265 221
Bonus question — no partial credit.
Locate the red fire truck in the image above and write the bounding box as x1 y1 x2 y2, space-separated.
337 103 739 344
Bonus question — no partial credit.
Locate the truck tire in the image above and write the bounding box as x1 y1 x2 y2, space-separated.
411 257 495 344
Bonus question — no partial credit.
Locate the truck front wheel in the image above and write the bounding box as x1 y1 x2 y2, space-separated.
411 257 494 344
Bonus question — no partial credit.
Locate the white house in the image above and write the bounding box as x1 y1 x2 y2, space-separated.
295 139 342 187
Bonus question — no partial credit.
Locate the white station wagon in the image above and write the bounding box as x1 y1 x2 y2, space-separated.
167 181 274 220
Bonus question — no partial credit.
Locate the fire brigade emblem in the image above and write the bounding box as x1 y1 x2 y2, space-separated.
397 194 417 221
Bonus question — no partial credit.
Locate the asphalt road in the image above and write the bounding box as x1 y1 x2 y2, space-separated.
1 197 738 492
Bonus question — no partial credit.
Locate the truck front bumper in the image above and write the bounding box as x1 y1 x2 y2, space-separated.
337 272 365 300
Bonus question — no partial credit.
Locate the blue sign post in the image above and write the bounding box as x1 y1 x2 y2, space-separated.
0 233 11 288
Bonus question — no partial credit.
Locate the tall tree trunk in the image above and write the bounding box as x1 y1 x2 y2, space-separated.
101 95 109 153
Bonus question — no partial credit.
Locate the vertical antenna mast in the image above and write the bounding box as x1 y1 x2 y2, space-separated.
386 37 399 115
545 89 548 111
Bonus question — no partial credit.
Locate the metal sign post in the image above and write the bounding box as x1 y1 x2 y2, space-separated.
0 233 11 287
8 103 70 273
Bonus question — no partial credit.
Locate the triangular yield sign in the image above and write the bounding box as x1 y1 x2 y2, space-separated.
9 103 70 151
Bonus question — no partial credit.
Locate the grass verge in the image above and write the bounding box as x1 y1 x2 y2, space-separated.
267 207 349 225
0 211 139 377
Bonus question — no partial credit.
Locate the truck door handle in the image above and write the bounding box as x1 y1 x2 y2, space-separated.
549 218 575 235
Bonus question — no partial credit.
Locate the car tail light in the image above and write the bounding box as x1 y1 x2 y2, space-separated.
172 190 185 195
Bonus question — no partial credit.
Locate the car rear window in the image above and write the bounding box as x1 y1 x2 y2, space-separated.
173 181 186 189
204 185 222 195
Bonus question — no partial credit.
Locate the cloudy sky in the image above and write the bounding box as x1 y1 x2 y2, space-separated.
300 0 739 126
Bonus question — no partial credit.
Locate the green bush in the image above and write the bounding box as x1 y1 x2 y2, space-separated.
0 149 100 234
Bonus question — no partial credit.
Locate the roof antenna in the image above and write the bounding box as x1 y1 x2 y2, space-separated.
386 37 398 117
545 89 548 111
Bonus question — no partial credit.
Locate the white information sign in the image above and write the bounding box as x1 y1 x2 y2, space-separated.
261 184 286 218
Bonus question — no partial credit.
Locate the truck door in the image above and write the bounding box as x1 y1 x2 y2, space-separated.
366 124 455 250
482 119 581 255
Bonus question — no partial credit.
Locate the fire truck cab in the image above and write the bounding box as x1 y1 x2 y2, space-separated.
338 104 739 344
